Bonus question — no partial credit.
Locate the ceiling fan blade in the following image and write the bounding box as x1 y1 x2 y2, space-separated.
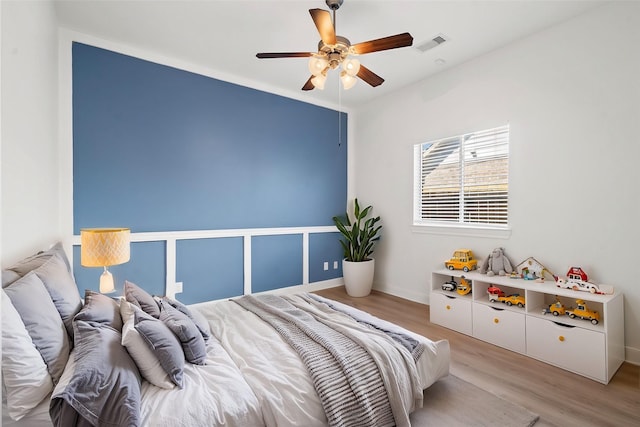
256 52 313 59
357 65 385 87
302 76 315 91
351 32 414 55
309 9 336 45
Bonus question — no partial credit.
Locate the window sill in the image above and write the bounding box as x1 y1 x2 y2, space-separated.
412 223 512 239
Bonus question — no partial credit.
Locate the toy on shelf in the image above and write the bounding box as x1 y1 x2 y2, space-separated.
441 277 458 292
498 293 525 308
554 267 614 295
514 257 552 282
444 249 477 272
487 285 504 302
480 247 514 277
565 299 600 325
456 276 472 296
542 298 566 316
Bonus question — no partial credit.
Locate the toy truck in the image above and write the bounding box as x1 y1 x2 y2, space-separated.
487 285 504 302
565 299 600 325
554 267 614 295
445 249 478 272
542 300 566 316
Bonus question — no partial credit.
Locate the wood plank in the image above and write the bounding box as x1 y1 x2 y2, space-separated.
314 287 640 427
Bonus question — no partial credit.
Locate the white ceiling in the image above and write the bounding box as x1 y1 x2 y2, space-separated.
53 0 605 109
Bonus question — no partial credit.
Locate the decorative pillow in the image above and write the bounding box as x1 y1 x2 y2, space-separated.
134 309 185 388
159 300 207 365
3 242 72 285
3 271 70 384
1 289 53 420
124 280 160 318
33 253 82 339
160 296 212 341
50 320 141 426
120 301 175 389
74 290 123 332
2 269 20 288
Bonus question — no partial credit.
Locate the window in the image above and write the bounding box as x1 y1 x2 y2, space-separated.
414 125 509 228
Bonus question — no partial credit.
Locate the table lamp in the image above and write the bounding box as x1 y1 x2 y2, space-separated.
80 228 130 293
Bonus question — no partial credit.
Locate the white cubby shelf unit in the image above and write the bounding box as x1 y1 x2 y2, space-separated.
430 269 624 384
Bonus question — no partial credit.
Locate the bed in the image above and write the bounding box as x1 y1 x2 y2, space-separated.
2 243 450 427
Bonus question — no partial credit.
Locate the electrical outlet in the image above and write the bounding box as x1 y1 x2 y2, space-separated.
333 261 338 269
323 262 329 271
175 282 183 294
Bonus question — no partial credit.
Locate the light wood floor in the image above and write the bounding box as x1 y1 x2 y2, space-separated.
314 287 640 427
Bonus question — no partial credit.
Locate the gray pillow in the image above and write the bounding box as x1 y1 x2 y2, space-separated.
160 296 211 341
134 309 184 388
50 320 141 426
5 243 72 277
2 269 20 288
33 253 82 339
159 301 207 365
124 280 160 318
74 290 123 332
3 271 70 384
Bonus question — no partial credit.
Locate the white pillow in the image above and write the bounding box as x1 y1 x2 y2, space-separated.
120 301 175 389
1 289 53 420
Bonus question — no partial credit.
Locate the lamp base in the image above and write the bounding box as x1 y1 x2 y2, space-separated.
100 267 116 294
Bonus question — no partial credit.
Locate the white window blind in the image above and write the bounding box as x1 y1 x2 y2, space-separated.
414 125 509 227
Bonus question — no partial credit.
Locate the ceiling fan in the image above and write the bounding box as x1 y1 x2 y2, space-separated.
256 0 413 91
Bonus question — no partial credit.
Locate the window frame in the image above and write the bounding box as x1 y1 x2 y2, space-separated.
413 125 511 237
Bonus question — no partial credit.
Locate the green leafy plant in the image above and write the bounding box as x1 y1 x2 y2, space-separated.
332 198 382 262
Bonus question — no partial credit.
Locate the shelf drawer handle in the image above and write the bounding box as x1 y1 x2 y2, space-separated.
558 335 565 342
446 305 451 310
494 318 499 324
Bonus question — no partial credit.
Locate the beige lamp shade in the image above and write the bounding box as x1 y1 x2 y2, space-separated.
80 228 131 267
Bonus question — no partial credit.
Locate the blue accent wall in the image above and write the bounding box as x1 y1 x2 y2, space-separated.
73 241 166 297
72 43 347 299
309 232 344 282
73 42 347 232
176 238 244 303
251 234 303 293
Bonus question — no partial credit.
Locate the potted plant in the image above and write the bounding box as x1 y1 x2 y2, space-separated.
332 198 382 297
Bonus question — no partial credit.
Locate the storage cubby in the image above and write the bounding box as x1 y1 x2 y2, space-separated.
430 269 624 384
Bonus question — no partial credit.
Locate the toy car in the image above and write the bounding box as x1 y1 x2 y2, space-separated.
456 276 472 296
442 277 457 291
444 249 478 272
566 299 600 325
555 276 603 294
487 285 504 302
498 293 525 308
542 300 566 316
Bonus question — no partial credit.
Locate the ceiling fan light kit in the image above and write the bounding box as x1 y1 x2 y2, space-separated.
256 0 413 92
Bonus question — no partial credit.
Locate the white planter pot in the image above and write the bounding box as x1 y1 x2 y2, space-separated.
342 259 375 297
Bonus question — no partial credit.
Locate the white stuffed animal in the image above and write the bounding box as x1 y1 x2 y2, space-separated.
480 247 514 277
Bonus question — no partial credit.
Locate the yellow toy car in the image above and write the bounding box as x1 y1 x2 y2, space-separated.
566 299 600 325
498 293 525 308
543 300 566 316
444 249 478 272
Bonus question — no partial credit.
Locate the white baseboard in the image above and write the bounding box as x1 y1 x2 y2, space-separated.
373 283 429 305
625 346 640 366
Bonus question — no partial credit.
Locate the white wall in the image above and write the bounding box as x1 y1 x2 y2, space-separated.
1 0 60 266
355 2 640 362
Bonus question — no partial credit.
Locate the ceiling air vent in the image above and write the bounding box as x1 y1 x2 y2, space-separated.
415 34 448 53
